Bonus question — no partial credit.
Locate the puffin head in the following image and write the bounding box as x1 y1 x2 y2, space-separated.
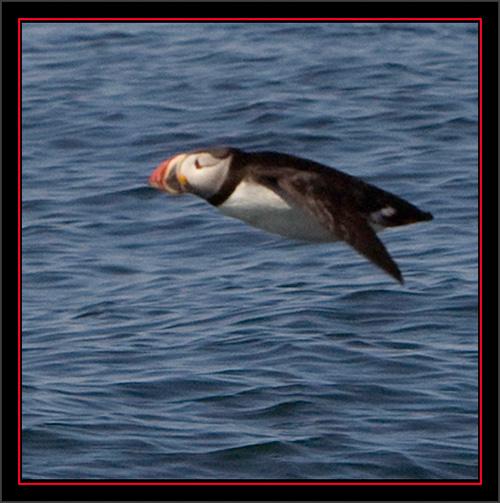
149 147 235 200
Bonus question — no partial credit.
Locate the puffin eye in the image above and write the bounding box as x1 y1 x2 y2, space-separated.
195 159 203 170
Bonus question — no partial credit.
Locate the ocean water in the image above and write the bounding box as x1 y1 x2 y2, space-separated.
21 22 478 480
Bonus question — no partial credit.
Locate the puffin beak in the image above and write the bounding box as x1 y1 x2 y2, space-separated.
149 159 170 189
149 155 186 194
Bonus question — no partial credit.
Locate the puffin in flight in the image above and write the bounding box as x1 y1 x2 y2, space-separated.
149 147 432 284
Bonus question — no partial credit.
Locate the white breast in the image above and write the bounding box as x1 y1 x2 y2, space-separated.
218 180 337 242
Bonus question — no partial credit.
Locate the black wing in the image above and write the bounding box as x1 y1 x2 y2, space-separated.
247 154 420 283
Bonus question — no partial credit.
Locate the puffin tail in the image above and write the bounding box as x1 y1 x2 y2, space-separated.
367 192 433 229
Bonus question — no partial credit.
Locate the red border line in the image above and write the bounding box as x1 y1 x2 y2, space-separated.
19 17 482 22
18 17 482 487
477 16 483 486
18 16 23 486
18 481 482 486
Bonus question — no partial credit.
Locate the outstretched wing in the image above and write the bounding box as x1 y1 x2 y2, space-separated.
250 161 405 283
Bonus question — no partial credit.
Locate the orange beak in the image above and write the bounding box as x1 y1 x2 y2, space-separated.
149 158 172 190
149 155 188 194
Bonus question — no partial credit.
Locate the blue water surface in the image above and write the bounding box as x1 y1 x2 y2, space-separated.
21 21 478 480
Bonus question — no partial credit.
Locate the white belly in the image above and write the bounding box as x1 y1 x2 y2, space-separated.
218 181 337 242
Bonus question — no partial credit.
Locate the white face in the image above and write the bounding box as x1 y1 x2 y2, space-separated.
152 149 233 199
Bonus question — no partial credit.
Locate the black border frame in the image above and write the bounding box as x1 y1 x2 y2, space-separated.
5 2 498 501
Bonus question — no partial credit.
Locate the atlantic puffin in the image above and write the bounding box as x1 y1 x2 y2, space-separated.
149 147 433 284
